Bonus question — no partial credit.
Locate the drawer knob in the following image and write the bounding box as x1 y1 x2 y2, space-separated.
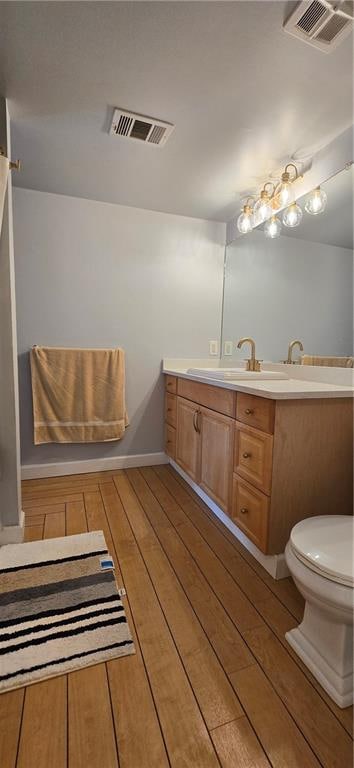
240 507 248 514
167 408 172 412
245 408 254 415
242 452 251 459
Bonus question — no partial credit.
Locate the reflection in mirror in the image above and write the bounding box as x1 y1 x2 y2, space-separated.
222 166 353 366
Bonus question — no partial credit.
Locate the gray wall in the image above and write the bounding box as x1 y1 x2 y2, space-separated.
0 98 21 527
13 188 225 467
222 229 353 363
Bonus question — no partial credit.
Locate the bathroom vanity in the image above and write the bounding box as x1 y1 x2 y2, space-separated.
162 164 354 575
163 368 353 557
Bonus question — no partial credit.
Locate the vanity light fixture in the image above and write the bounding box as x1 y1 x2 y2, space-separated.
305 186 327 215
264 215 282 239
235 160 330 241
237 197 255 234
282 201 303 228
253 182 276 225
275 163 299 207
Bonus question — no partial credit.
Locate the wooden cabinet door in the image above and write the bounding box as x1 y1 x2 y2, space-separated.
175 397 200 483
199 406 234 513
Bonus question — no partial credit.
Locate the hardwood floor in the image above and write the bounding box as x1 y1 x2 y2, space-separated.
1 465 352 768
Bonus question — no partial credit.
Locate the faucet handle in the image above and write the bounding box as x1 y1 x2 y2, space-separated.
243 358 262 372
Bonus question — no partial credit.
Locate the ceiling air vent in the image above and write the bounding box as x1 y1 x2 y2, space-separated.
284 0 354 52
109 108 174 147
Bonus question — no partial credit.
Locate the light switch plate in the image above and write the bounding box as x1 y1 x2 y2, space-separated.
209 340 219 356
224 341 233 356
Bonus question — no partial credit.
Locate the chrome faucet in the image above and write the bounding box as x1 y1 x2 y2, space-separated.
237 337 261 372
286 339 304 364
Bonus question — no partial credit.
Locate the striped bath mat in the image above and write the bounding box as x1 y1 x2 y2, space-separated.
0 531 135 692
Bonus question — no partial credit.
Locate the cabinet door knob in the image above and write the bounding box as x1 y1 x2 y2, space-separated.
245 408 254 415
242 452 251 459
240 507 248 514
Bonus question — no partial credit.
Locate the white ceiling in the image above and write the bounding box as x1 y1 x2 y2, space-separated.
1 1 353 222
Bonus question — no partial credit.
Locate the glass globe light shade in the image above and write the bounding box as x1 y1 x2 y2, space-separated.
254 195 273 225
276 165 299 208
264 215 281 239
237 205 254 234
305 187 327 215
277 181 294 207
282 202 303 228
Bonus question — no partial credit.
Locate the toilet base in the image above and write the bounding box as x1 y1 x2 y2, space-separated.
286 608 353 708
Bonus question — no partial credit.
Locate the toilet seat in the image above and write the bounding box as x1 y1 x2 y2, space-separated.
289 515 354 588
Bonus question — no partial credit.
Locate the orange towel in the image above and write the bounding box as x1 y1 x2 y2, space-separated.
30 346 129 444
0 154 9 237
301 355 353 368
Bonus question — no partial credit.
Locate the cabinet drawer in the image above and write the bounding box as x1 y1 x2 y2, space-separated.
234 423 273 494
177 378 235 417
232 474 269 552
165 424 176 459
236 392 274 434
165 393 177 427
165 375 177 394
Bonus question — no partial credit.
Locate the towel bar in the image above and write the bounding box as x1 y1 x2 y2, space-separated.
0 146 21 171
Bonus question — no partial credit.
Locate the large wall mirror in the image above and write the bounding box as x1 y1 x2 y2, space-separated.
222 165 353 365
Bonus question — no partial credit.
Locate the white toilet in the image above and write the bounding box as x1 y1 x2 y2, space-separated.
285 515 354 708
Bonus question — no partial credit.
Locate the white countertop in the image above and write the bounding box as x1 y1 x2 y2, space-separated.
162 361 354 400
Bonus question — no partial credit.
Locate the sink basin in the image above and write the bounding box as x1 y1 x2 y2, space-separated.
186 367 289 381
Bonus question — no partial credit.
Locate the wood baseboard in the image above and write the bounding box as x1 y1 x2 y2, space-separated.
21 452 169 480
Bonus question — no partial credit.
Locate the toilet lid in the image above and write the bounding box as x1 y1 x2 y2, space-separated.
290 516 354 587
